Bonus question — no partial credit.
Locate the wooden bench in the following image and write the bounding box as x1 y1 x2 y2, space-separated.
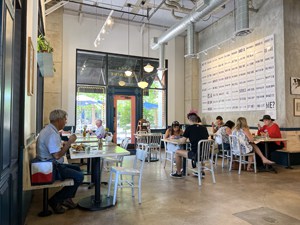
273 149 300 169
23 140 74 217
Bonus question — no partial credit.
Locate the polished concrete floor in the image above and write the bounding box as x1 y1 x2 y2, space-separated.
25 153 300 225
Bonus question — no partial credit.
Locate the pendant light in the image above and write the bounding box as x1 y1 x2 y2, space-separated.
124 3 132 77
143 11 154 73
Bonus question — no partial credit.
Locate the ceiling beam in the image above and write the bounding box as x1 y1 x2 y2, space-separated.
45 0 69 16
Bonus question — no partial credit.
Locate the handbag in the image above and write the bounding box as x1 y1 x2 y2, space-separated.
30 158 56 185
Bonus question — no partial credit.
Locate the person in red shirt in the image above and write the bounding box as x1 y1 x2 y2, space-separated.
256 115 284 166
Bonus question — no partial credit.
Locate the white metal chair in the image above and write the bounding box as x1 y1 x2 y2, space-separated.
229 135 257 174
190 139 216 186
162 135 175 173
107 148 148 205
215 134 231 169
145 133 162 162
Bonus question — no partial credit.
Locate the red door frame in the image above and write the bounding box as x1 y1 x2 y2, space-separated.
113 95 136 143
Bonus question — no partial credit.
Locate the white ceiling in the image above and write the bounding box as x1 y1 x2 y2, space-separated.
48 0 236 32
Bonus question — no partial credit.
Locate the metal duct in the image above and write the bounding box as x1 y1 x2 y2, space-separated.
186 23 195 57
151 0 228 50
158 44 166 71
235 0 252 36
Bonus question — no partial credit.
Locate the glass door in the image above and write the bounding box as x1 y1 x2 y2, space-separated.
113 95 136 144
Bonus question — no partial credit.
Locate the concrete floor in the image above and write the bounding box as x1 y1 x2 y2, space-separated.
25 154 300 225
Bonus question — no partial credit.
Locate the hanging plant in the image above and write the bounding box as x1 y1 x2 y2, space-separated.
37 35 54 53
37 35 55 76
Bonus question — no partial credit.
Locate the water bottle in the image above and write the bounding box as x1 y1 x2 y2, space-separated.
71 126 74 134
98 138 103 150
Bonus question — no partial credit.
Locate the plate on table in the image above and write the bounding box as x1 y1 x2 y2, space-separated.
71 143 87 153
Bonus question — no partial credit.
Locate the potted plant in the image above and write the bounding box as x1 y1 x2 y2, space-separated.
37 35 55 76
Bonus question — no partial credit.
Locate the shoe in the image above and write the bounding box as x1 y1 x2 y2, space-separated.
48 199 65 214
201 171 205 177
62 198 77 209
170 172 183 178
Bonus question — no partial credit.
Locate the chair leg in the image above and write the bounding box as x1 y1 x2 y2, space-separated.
222 150 225 168
253 154 257 173
238 156 242 175
107 170 113 196
229 154 233 171
198 163 202 186
171 152 174 173
138 176 142 204
131 175 135 197
113 172 119 205
164 152 167 169
214 152 218 168
210 160 216 183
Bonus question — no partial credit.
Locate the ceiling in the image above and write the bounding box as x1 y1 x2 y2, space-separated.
46 0 236 33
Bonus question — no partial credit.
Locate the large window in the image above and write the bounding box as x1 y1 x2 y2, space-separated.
76 50 167 131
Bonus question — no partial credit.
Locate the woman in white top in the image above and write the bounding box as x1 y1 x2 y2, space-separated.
232 117 274 171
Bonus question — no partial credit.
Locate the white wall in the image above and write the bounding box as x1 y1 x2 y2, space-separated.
62 14 185 126
24 0 39 141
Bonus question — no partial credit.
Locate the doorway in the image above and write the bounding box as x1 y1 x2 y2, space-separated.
113 95 136 144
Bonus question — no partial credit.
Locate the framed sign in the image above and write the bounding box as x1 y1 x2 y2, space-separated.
291 77 300 95
27 37 34 96
294 98 300 116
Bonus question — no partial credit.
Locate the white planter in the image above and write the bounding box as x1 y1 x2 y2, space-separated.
37 52 54 77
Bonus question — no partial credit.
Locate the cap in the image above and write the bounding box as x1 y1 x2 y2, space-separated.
259 115 274 122
172 121 180 126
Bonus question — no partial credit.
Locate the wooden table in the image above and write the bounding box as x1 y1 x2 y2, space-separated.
254 137 287 173
69 145 129 210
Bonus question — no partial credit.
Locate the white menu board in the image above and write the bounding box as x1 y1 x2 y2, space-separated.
201 35 276 118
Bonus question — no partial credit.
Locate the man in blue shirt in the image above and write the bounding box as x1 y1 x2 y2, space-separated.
37 109 83 214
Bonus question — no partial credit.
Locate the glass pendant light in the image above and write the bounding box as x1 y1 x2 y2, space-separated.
143 14 154 73
124 3 132 77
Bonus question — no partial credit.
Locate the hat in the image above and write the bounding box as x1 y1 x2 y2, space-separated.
259 115 274 122
172 121 180 126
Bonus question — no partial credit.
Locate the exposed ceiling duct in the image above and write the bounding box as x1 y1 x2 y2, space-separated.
235 0 252 36
158 44 166 71
151 0 228 50
185 23 196 57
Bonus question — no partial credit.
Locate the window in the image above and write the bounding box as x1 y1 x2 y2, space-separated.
76 86 106 132
143 70 167 129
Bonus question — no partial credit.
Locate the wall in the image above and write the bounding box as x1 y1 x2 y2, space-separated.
43 7 64 125
24 0 39 140
196 0 285 127
61 13 185 126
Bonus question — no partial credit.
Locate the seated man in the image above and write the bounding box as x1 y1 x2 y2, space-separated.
212 115 224 134
94 119 106 138
170 113 209 178
37 109 84 214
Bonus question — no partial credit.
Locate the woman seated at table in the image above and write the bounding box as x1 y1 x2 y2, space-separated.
256 114 284 166
164 121 184 153
232 117 275 172
215 120 235 151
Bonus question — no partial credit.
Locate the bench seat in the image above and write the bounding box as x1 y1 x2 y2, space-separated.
23 140 74 216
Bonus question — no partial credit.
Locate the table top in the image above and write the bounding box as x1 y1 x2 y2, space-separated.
75 136 99 143
253 137 287 144
69 145 130 159
134 133 162 137
161 138 189 145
